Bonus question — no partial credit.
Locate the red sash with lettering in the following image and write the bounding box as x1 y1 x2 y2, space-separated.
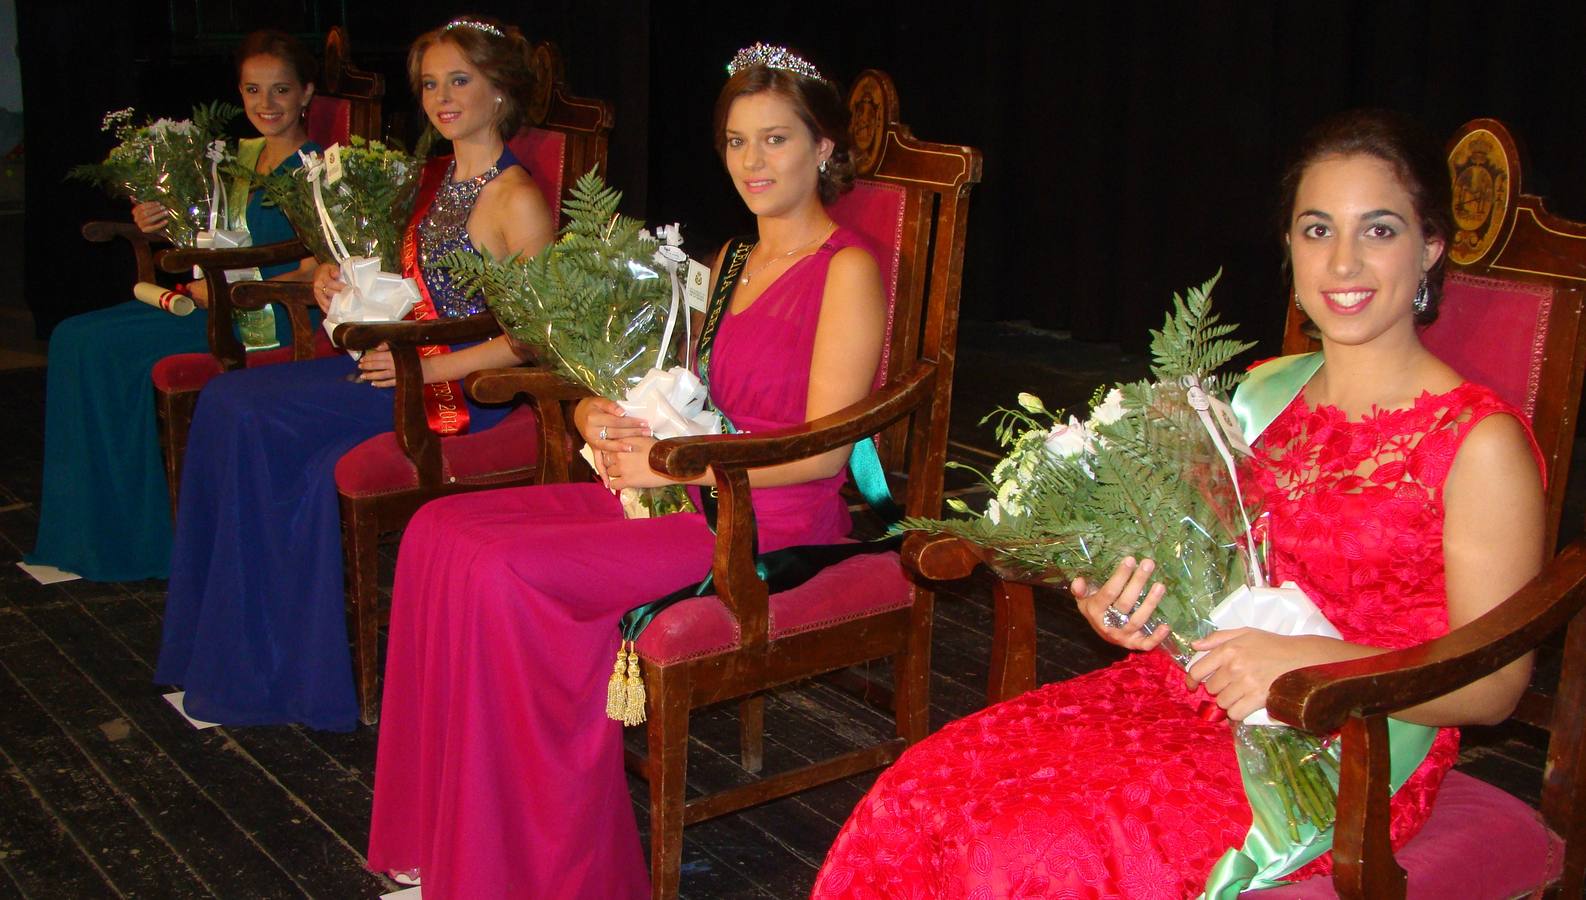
401 156 469 435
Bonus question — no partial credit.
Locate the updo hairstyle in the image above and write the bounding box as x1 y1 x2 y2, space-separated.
1278 109 1454 323
713 63 855 205
234 29 317 87
407 16 537 139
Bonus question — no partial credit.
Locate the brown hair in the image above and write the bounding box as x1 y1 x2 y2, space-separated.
234 29 316 87
407 16 536 140
713 62 854 205
1279 109 1454 323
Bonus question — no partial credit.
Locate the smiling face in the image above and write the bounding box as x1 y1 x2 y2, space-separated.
722 90 834 218
1288 153 1445 348
419 40 502 142
238 53 312 139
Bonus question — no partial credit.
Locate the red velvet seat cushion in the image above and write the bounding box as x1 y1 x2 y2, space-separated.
1421 272 1552 420
1246 770 1563 898
305 96 352 147
635 551 911 666
151 330 337 394
334 404 541 498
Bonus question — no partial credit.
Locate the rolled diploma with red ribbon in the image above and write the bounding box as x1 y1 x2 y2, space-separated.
132 282 195 316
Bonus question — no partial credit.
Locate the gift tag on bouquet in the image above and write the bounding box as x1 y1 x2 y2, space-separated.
685 258 711 313
1209 396 1253 456
324 144 345 185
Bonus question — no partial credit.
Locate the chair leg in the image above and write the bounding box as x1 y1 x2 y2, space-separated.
647 668 690 900
342 500 382 726
157 388 196 519
738 695 764 774
894 589 935 744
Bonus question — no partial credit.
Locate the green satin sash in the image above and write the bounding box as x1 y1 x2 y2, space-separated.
1199 354 1438 897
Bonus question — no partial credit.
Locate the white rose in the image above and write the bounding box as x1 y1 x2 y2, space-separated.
1090 388 1127 426
1044 416 1091 458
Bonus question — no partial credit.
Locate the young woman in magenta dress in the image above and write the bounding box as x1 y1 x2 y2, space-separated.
366 45 887 898
154 17 555 732
814 111 1546 898
29 30 319 582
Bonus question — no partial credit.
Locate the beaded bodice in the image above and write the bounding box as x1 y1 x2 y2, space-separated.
417 148 517 317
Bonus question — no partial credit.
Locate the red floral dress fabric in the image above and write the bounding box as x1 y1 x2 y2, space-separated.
812 382 1532 899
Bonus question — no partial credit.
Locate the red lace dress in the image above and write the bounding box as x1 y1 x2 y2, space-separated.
812 382 1534 899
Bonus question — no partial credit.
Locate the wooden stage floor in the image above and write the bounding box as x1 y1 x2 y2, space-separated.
0 322 1557 897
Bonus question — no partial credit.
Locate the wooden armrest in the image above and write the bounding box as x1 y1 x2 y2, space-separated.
903 532 983 581
335 314 500 351
649 361 936 479
1269 539 1586 733
464 367 596 405
229 281 318 311
157 239 310 274
82 221 160 244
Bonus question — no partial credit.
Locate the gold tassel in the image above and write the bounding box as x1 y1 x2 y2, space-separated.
605 642 629 721
622 640 648 726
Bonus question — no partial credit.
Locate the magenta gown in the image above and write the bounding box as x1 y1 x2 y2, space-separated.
813 382 1535 899
368 228 875 898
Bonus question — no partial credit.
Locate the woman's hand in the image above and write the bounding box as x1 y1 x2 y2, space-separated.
131 200 169 234
1185 629 1309 722
603 434 674 490
187 279 211 309
573 397 650 480
354 341 398 388
313 263 344 314
1071 557 1170 651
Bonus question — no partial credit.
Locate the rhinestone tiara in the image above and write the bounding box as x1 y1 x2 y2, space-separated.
444 17 505 38
726 43 825 82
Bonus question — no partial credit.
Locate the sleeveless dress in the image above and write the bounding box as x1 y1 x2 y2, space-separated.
366 227 875 898
153 150 522 732
813 380 1535 899
27 146 316 581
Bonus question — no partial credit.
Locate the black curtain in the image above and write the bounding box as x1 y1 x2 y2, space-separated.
24 1 1586 354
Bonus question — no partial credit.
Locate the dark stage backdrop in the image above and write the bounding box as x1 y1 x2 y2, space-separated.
22 1 1586 353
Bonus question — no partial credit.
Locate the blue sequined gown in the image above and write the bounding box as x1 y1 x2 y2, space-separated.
155 150 519 731
28 147 317 581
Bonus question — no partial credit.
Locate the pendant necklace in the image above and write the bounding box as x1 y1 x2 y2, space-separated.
741 221 836 285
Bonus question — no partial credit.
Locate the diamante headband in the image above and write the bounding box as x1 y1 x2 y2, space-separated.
726 42 825 82
444 17 505 38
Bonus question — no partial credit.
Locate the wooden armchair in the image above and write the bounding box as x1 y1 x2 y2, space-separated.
467 69 982 898
319 42 613 725
908 117 1586 899
124 25 384 512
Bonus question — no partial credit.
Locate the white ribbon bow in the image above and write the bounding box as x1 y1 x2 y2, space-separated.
617 366 722 440
194 139 251 276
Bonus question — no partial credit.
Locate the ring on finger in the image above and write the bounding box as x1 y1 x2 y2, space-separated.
599 426 609 441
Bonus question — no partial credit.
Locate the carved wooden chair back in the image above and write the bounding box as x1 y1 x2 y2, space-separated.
332 41 614 724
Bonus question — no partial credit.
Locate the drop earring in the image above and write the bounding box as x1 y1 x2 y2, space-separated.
1293 287 1302 311
818 159 829 175
1412 276 1429 315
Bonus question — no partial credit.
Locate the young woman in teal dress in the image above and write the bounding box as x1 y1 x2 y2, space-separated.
155 17 556 732
28 29 320 582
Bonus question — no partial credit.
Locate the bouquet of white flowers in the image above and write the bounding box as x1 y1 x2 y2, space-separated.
71 103 241 248
445 170 709 517
906 273 1346 846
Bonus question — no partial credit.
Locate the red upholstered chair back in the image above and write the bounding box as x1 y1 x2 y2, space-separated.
507 128 568 228
305 96 352 146
1419 273 1552 421
830 180 907 387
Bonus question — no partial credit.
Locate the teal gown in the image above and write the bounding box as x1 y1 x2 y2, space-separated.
27 145 318 581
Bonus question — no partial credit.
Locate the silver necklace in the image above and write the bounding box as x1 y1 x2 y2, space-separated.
740 221 836 285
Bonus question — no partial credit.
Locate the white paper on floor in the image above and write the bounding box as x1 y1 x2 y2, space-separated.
16 561 82 584
381 887 422 899
163 692 222 730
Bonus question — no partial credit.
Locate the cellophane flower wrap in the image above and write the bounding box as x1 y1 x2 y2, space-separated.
444 170 704 517
903 272 1345 845
254 137 421 271
70 103 241 247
